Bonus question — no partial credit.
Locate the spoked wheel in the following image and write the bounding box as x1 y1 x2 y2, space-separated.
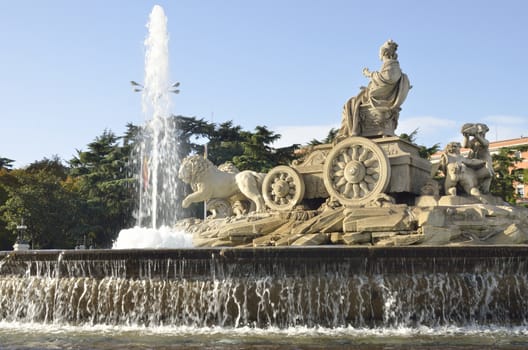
262 166 305 211
323 137 390 206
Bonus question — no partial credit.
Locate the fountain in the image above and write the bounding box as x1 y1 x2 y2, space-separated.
137 4 176 229
1 246 528 328
1 5 528 349
113 5 192 249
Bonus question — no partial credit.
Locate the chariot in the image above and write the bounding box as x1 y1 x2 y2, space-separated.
262 135 431 210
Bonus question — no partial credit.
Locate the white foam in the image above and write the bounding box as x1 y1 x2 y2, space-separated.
2 321 528 338
112 226 193 249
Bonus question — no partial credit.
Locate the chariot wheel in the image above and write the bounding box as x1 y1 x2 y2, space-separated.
262 166 305 211
323 137 390 206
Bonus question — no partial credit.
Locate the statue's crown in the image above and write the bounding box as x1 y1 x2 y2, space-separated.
384 39 398 52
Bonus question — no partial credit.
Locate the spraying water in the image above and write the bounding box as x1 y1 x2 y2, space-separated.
114 5 192 248
138 5 178 229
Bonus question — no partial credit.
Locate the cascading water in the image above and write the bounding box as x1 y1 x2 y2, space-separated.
1 247 528 329
2 247 528 348
113 5 192 248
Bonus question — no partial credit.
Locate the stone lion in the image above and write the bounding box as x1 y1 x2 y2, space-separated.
178 155 266 213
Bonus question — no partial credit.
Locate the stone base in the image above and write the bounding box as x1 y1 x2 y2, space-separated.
185 197 528 248
13 243 30 251
374 137 432 195
438 195 480 206
415 195 439 207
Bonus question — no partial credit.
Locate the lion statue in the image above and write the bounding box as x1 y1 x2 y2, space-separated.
178 155 266 213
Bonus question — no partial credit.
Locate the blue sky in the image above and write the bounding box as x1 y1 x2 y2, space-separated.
1 1 527 167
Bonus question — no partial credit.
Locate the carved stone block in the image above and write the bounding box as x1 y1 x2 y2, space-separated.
274 234 305 246
414 195 438 207
394 234 424 246
291 233 329 246
343 231 371 245
330 232 344 244
218 216 286 239
356 212 412 232
416 207 446 227
291 208 344 234
486 224 528 245
252 234 276 247
421 225 460 245
438 195 480 206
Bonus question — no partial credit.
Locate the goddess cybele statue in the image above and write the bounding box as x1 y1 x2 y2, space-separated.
338 39 411 138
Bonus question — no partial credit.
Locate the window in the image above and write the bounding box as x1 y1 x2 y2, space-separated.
517 184 525 198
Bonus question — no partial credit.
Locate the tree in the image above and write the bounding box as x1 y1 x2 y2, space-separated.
490 146 526 204
308 128 339 146
0 157 14 170
0 158 84 249
399 129 440 159
0 168 17 249
173 115 215 159
172 117 299 172
233 126 296 172
69 130 136 247
26 155 67 178
207 121 244 166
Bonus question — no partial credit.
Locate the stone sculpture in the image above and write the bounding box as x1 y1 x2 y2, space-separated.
440 142 487 198
178 155 266 213
178 41 528 248
337 39 411 138
461 123 494 193
179 126 528 248
438 123 493 200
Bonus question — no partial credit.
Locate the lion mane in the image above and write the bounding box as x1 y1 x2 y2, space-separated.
178 155 214 185
178 155 266 214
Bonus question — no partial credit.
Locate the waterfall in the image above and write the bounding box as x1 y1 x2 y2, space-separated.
1 247 528 328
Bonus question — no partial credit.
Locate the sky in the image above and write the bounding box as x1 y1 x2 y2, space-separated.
1 0 528 167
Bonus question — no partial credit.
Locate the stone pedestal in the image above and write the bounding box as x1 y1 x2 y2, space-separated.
292 137 432 201
374 137 432 195
13 242 30 251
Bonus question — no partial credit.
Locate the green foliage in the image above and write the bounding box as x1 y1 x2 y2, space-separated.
0 157 14 170
0 168 16 249
233 126 291 172
399 129 440 159
174 116 299 172
490 146 526 204
0 158 84 249
206 121 244 166
173 115 214 159
308 128 338 146
69 129 136 248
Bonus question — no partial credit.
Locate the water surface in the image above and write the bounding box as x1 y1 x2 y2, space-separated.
1 323 528 350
